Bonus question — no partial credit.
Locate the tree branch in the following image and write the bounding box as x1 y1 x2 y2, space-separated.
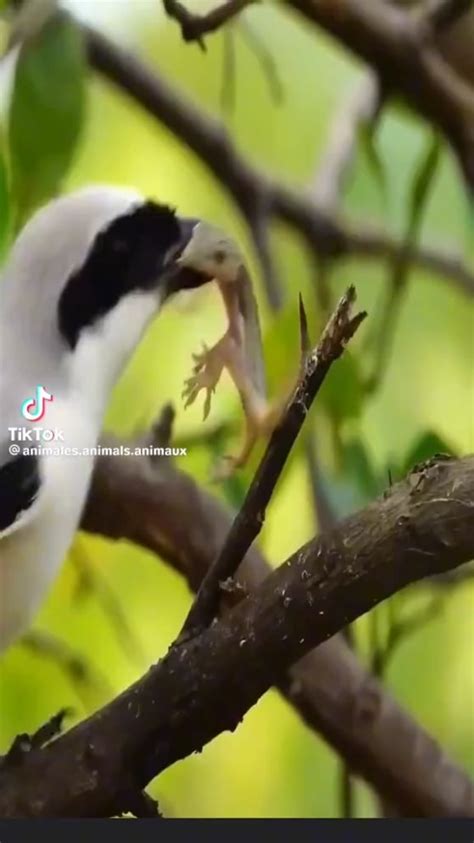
84 25 474 299
180 286 366 638
0 454 473 815
286 0 474 188
160 0 474 186
163 0 255 48
423 0 474 33
309 71 382 213
84 431 474 819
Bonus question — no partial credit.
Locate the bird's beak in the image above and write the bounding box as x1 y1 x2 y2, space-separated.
162 217 212 298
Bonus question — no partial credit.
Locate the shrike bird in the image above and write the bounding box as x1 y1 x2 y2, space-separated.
0 185 209 654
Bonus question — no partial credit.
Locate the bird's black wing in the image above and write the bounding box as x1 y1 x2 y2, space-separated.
0 451 41 538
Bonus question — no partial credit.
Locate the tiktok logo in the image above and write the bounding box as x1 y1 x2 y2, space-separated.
21 385 54 422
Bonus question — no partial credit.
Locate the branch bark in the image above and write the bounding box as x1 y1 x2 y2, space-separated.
163 0 255 47
0 455 473 816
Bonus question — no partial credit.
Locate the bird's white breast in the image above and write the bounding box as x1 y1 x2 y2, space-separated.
0 290 161 652
0 397 98 652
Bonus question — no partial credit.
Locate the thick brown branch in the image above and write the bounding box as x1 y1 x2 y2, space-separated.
84 436 474 819
0 456 473 816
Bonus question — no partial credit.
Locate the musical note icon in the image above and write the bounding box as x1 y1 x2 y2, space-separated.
21 385 54 422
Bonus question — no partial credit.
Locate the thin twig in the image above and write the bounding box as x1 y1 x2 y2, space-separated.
345 226 474 297
239 17 284 105
311 72 383 213
150 402 175 450
163 0 255 48
365 133 441 394
71 539 145 665
21 630 111 702
364 270 406 395
179 287 366 640
249 208 283 309
0 709 70 770
220 27 237 114
373 595 446 677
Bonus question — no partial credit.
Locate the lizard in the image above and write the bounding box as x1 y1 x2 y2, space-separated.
176 221 281 477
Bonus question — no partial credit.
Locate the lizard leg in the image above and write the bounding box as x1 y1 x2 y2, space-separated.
213 343 282 478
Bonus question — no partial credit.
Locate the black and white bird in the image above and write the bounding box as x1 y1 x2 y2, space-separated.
0 185 211 654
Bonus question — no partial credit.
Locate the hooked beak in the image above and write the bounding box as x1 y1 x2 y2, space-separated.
162 217 212 298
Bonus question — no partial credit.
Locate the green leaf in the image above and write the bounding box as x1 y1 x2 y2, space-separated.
319 351 364 423
401 431 456 476
357 120 387 210
9 10 85 225
407 134 441 240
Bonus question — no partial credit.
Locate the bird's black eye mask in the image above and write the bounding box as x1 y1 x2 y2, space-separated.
58 202 211 349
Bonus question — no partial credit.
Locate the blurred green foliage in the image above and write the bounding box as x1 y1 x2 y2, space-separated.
0 0 472 818
9 9 85 226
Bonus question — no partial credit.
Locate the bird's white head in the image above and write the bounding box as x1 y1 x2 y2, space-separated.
0 185 209 419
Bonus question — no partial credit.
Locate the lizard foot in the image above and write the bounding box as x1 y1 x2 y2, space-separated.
182 341 226 420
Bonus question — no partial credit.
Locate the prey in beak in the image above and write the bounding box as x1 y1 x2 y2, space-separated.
162 218 213 297
172 221 282 478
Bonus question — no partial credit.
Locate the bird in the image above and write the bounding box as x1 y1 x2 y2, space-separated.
0 184 211 654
